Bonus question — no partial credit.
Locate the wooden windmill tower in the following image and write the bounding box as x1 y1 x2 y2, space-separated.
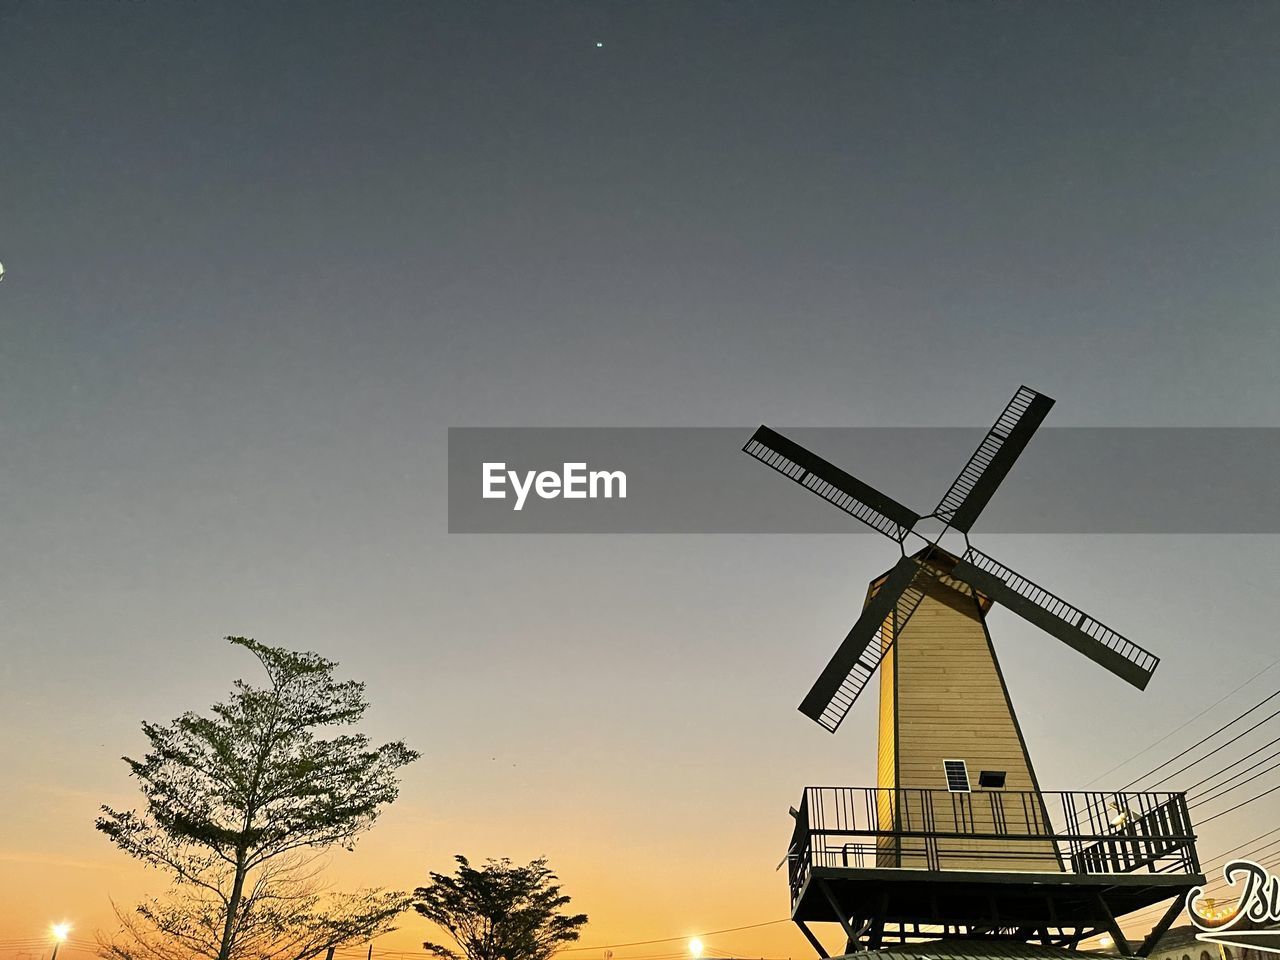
744 387 1201 956
865 546 1059 872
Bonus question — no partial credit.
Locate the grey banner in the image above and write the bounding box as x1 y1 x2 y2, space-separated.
448 428 1280 533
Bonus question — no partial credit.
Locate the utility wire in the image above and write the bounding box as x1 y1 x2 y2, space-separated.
1198 823 1280 864
1196 778 1280 826
331 917 797 960
1191 753 1280 807
554 920 792 953
1124 860 1280 935
1121 689 1280 791
1109 816 1280 932
1085 657 1280 789
1068 689 1280 821
1076 804 1269 930
1146 703 1280 791
1120 846 1280 930
1121 830 1280 929
1183 733 1280 797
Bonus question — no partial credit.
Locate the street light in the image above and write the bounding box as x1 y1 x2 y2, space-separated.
50 923 71 960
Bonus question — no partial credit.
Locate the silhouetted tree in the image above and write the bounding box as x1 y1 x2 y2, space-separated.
413 857 588 960
98 853 407 960
97 637 419 960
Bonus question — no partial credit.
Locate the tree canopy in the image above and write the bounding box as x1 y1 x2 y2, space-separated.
413 856 588 960
97 636 419 960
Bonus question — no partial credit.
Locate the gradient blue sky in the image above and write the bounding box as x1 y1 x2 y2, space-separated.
2 1 1279 954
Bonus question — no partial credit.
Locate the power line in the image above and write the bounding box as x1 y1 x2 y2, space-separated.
1111 808 1280 936
1068 688 1280 821
1146 703 1280 791
1084 657 1280 789
1191 753 1280 807
1119 831 1280 932
1079 676 1280 938
1113 823 1280 932
1120 848 1280 933
1196 778 1280 826
1122 688 1280 791
1183 732 1280 797
1232 834 1280 863
1198 823 1280 864
556 921 790 953
0 921 797 960
331 920 795 960
327 918 794 960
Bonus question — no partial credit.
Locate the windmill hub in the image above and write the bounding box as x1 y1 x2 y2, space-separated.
743 386 1201 957
903 517 967 558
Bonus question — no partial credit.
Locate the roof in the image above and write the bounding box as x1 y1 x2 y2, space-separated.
832 940 1124 960
864 544 994 612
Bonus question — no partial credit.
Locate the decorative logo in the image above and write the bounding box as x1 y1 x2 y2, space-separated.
1188 860 1280 953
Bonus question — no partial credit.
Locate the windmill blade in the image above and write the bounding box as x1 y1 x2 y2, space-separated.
931 386 1056 533
952 547 1159 690
743 425 919 542
799 556 937 733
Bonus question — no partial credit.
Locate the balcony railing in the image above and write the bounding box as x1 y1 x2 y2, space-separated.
785 787 1199 905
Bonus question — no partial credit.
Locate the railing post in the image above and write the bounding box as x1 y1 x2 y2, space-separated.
788 787 1197 883
1177 793 1200 873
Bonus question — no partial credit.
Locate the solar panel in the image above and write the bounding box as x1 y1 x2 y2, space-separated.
943 759 971 793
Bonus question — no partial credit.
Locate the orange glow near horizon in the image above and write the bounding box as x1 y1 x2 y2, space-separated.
0 848 813 960
0 783 822 959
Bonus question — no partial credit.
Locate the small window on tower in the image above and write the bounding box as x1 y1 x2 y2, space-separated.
979 770 1007 789
943 759 971 793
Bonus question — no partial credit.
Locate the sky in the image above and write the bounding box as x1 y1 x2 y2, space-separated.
2 1 1280 957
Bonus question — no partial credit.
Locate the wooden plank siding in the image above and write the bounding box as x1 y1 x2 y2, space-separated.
875 567 1061 872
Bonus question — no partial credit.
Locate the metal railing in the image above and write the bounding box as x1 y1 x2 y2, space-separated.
785 787 1199 906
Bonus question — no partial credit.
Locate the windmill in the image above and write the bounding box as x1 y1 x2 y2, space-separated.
743 387 1202 957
